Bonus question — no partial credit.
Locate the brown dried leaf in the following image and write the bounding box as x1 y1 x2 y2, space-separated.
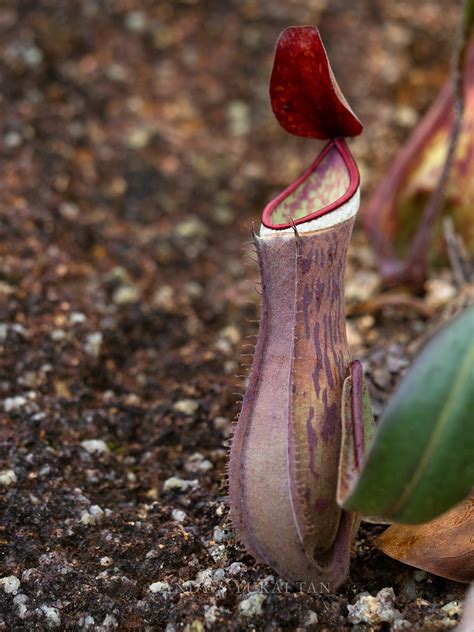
374 497 474 583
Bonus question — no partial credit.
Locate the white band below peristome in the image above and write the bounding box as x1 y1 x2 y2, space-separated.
259 186 360 237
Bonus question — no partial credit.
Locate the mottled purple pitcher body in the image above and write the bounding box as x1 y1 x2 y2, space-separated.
228 137 361 588
229 218 357 587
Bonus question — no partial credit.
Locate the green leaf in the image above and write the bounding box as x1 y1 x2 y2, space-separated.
338 305 474 524
463 0 474 38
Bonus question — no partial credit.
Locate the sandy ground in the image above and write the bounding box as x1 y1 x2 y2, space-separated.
0 1 468 630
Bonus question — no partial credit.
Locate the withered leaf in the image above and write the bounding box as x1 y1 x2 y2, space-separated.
374 497 474 583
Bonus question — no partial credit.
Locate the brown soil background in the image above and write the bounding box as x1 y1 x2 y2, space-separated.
0 1 468 630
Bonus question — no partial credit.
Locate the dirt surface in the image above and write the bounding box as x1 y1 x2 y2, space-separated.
0 1 468 630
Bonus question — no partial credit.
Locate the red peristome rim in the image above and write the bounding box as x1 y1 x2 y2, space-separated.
261 138 360 231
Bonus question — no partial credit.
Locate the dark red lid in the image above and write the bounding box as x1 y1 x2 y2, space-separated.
270 26 363 139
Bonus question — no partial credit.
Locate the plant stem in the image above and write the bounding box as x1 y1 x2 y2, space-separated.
401 0 473 287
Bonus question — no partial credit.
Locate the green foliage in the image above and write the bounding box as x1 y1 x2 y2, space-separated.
338 305 474 524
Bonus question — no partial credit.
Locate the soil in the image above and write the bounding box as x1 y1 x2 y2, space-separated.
0 1 468 630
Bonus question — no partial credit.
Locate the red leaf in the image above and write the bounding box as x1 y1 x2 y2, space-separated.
270 26 363 139
362 37 474 278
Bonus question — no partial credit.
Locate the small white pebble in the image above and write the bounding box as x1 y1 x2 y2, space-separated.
106 266 127 282
102 614 118 627
425 279 457 310
304 611 319 626
4 131 22 147
106 64 128 82
173 399 199 415
185 452 213 473
227 101 251 137
194 569 214 587
173 217 208 240
21 569 36 582
163 477 198 492
149 581 171 593
13 593 28 618
346 321 363 347
442 601 461 617
0 576 20 594
80 512 95 525
11 324 26 335
215 325 241 354
0 323 8 342
219 325 240 345
213 569 225 582
80 505 105 525
100 557 113 567
227 562 246 576
90 505 104 517
215 503 226 517
392 619 413 630
59 202 80 219
214 337 232 355
80 439 109 455
348 587 400 625
185 281 203 298
239 593 266 617
153 286 175 310
171 509 187 522
126 127 151 149
213 205 234 225
204 605 220 625
23 45 43 66
0 470 17 486
113 285 140 305
186 620 204 632
345 270 380 303
84 332 103 357
4 396 27 412
70 311 86 324
50 328 66 341
212 525 229 543
125 10 146 32
40 605 61 627
208 544 227 563
394 105 418 127
213 417 229 432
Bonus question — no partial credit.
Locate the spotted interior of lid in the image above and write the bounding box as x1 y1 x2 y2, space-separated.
270 143 350 226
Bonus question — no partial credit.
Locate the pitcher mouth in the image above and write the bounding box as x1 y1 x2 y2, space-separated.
261 138 360 233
